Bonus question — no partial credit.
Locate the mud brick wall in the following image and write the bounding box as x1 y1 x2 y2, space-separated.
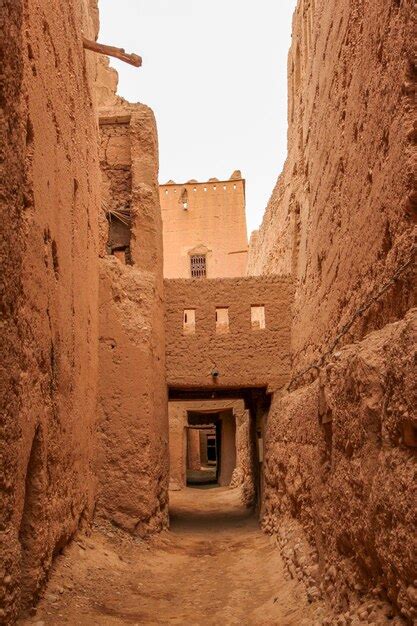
248 0 417 619
249 0 416 370
160 175 248 279
97 105 169 537
165 277 293 390
0 1 100 622
262 311 417 619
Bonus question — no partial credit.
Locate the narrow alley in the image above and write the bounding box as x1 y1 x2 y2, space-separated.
2 0 415 624
20 488 319 626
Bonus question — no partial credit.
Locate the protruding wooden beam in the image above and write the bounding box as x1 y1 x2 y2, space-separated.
83 37 142 67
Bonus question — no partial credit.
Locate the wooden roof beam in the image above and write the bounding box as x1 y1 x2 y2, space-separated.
83 37 142 68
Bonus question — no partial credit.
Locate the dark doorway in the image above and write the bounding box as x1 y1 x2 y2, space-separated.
186 421 220 487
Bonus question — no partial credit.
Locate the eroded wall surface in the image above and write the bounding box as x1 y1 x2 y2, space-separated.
248 0 417 619
1 1 100 621
165 277 293 390
249 0 416 370
263 311 417 617
97 100 169 536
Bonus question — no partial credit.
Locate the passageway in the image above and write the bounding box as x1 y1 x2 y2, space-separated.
20 487 322 625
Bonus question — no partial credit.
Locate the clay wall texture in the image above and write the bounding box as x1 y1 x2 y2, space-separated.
160 176 248 279
97 102 169 536
1 1 100 622
249 0 416 371
262 311 417 618
248 0 417 619
165 277 293 390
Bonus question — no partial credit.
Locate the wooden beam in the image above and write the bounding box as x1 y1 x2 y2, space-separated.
83 37 142 68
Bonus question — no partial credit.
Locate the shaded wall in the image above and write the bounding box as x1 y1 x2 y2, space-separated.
186 429 201 471
165 277 293 390
0 1 100 621
218 411 236 487
248 0 417 619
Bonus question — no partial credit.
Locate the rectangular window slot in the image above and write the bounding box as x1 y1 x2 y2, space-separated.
215 308 229 334
251 305 265 330
190 254 207 278
183 309 196 335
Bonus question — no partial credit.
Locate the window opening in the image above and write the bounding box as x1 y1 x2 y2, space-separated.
251 305 266 330
206 435 217 463
183 309 196 334
190 254 206 278
215 307 229 334
186 426 218 486
106 204 133 265
180 188 189 210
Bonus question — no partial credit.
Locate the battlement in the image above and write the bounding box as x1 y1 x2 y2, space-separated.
160 170 244 196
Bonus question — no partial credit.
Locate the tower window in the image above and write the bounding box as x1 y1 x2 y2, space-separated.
183 309 196 335
190 254 207 278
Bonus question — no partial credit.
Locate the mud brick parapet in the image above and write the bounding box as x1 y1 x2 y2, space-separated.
165 276 293 390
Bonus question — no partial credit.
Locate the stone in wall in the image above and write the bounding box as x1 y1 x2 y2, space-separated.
0 0 100 621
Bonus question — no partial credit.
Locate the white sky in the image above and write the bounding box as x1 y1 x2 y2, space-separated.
98 0 297 235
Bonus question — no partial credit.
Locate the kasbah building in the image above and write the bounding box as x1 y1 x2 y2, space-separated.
1 1 416 625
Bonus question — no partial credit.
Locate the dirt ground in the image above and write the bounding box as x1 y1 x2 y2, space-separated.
19 487 324 625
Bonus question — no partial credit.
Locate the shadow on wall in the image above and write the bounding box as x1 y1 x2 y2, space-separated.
18 427 46 611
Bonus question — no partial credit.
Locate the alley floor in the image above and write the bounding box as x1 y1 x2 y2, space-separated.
20 487 323 625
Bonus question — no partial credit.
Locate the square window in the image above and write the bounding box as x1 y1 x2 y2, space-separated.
215 308 229 334
251 305 265 330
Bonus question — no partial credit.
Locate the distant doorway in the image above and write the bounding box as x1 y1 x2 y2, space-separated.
185 409 237 488
186 424 219 487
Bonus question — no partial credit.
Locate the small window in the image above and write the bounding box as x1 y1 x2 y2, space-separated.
215 308 229 334
251 305 265 330
190 254 206 278
183 309 196 335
